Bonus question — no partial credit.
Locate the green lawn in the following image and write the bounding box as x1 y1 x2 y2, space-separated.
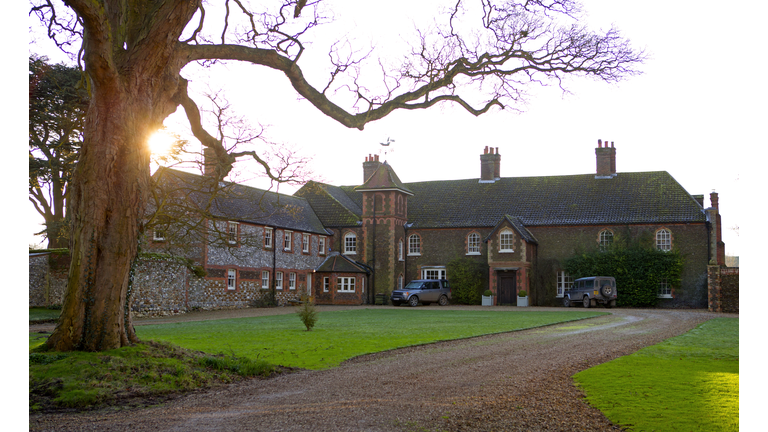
133 309 606 370
29 307 61 322
574 317 738 432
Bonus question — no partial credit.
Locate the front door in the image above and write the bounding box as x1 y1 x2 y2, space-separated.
498 272 517 305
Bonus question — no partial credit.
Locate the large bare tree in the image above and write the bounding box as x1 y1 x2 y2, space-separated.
31 0 644 351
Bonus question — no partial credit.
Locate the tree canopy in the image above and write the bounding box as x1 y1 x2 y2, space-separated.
30 0 644 352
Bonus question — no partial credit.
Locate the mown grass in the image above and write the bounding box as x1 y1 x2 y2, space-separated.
29 339 276 413
29 307 61 322
574 317 738 431
135 309 607 370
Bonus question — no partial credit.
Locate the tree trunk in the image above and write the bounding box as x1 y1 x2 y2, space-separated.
45 84 153 351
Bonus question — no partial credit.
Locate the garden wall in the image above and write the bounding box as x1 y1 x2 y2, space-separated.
708 265 739 313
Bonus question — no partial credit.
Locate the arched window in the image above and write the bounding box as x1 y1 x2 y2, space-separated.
408 234 421 255
467 232 481 254
598 229 614 251
344 232 357 254
656 228 672 251
499 229 514 252
398 239 404 261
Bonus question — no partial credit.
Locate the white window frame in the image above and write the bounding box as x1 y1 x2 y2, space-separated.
319 236 326 255
264 227 273 248
153 228 166 241
228 221 239 245
556 271 573 298
658 278 673 298
227 269 237 291
344 232 357 255
398 239 404 261
421 267 446 280
398 274 404 290
499 229 514 252
656 228 672 251
323 277 330 292
302 234 310 253
289 272 296 290
408 234 421 256
275 271 283 290
467 233 480 255
261 271 270 289
337 277 356 292
284 230 293 251
599 229 614 250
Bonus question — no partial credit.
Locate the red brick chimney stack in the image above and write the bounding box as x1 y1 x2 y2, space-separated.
363 153 382 183
480 146 501 182
595 139 617 178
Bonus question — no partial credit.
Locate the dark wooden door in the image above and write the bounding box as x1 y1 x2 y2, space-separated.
498 272 517 305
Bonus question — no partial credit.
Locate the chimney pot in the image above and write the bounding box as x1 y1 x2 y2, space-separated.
598 139 602 148
484 146 489 154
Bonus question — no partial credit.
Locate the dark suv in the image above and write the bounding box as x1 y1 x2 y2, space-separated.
391 279 451 307
563 276 617 308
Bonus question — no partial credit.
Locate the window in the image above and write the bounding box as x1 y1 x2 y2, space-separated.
275 272 283 290
556 271 573 298
658 278 672 298
264 227 273 248
153 229 166 241
227 269 236 290
467 233 480 254
261 271 270 289
599 229 614 251
228 221 239 244
421 267 446 280
337 277 356 292
656 229 672 251
499 229 514 252
289 272 296 290
284 230 293 251
323 277 330 292
398 274 404 290
344 232 357 254
408 234 421 256
302 234 310 253
319 236 326 255
398 240 404 261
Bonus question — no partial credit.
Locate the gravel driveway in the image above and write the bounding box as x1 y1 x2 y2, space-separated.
29 307 730 431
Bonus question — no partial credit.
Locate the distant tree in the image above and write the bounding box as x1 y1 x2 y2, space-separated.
31 0 644 352
29 55 88 249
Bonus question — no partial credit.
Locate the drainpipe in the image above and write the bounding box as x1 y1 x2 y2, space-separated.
403 223 409 284
271 226 277 306
371 200 377 304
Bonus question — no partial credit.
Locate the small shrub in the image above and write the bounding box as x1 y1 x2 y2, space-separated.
296 290 318 331
483 290 493 297
517 290 527 297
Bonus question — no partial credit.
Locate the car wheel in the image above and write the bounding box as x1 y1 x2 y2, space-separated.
438 295 449 306
392 301 401 307
600 283 613 297
408 296 419 307
583 295 591 308
563 296 571 307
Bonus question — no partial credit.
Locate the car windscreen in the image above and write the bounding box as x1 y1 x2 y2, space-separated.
404 282 425 289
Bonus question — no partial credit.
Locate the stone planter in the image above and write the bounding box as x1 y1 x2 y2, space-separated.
517 296 529 307
482 295 494 306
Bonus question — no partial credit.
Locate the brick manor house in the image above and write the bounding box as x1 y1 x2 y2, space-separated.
29 140 726 312
141 140 726 309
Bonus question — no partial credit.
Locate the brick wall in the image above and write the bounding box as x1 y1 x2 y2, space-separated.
708 266 739 313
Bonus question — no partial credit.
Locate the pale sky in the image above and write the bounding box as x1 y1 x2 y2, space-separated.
25 0 760 257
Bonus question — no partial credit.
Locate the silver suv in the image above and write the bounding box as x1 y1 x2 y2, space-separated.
391 279 451 307
563 276 617 308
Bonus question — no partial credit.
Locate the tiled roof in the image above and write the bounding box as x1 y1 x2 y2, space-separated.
314 253 371 273
354 162 413 195
298 171 706 229
154 168 329 235
485 215 539 244
404 172 706 228
294 181 362 227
